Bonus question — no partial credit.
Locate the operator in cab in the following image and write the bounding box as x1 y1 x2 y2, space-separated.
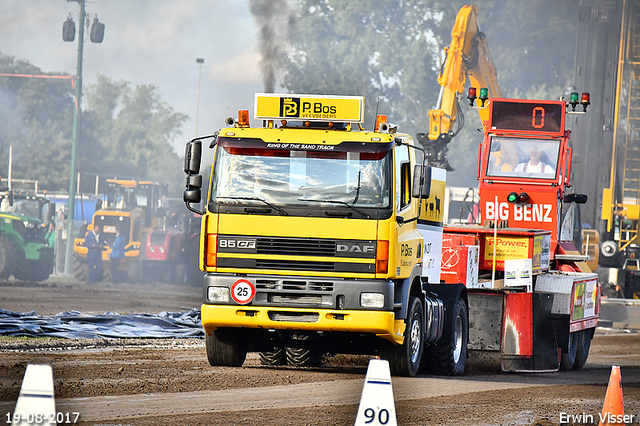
514 146 555 175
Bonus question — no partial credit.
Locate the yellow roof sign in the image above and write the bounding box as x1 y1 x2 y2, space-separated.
254 93 364 123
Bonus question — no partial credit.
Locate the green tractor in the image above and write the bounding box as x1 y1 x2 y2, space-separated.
0 190 55 281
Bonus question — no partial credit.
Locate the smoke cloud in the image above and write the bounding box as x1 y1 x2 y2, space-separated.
249 0 291 93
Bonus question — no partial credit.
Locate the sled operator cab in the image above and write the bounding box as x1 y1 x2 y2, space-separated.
477 94 591 259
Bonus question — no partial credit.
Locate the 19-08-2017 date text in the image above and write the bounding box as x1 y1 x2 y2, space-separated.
5 412 80 424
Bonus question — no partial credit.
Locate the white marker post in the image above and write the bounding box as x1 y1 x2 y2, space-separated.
12 364 56 426
354 359 397 426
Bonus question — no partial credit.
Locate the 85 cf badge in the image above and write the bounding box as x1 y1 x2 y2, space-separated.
231 279 256 305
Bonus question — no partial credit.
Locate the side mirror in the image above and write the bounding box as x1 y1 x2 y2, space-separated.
412 164 432 199
183 188 202 203
184 140 202 175
184 174 203 204
575 194 588 204
187 174 202 189
563 193 588 204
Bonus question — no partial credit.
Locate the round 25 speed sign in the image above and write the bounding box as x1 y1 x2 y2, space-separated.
231 279 256 304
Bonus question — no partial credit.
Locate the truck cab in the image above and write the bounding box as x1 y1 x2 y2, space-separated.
184 94 467 376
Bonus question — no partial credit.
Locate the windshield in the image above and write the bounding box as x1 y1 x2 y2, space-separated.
1 199 38 218
486 136 560 179
104 187 148 210
210 140 391 210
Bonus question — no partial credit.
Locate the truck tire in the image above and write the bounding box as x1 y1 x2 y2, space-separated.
380 296 424 377
205 328 248 367
424 298 468 376
0 236 15 278
259 348 287 366
572 328 594 370
73 253 89 282
560 331 578 371
285 347 324 367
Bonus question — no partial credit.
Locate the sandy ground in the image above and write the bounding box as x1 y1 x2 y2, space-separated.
1 277 640 426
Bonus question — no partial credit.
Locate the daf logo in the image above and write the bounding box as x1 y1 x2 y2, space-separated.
337 243 375 254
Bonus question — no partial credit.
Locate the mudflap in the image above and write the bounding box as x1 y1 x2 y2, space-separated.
467 291 559 372
502 292 558 372
467 291 503 369
424 282 467 344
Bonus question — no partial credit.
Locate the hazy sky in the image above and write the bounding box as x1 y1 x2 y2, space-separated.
0 0 270 154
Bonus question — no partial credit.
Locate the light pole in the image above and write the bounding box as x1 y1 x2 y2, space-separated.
62 0 104 275
195 58 204 135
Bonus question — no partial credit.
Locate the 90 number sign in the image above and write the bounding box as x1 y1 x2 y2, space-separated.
363 408 391 424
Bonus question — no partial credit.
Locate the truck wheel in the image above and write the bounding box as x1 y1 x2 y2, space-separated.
380 296 424 377
259 348 287 366
424 298 468 376
0 236 15 278
285 347 324 367
73 253 89 282
560 331 578 371
205 328 248 367
572 328 594 370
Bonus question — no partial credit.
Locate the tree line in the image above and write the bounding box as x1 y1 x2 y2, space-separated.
0 54 187 196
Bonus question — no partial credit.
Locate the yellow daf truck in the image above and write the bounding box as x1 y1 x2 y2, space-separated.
184 93 467 376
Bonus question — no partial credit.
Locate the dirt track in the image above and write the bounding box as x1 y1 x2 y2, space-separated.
1 278 640 425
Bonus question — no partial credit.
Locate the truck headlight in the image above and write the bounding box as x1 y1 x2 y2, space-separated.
208 286 230 302
360 293 384 308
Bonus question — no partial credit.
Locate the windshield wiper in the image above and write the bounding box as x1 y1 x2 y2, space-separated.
216 196 288 216
352 171 361 205
298 198 371 219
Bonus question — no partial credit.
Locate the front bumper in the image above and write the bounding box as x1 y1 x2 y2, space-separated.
202 273 395 310
201 304 404 344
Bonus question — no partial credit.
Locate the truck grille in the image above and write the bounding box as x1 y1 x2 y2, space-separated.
256 259 335 271
268 294 323 305
95 216 131 245
256 278 335 292
11 220 47 243
257 237 335 256
217 235 376 273
268 311 319 322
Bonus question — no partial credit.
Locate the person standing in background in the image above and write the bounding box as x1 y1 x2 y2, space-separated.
110 226 126 283
84 225 105 283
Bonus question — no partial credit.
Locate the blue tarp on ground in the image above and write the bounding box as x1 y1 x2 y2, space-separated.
0 309 204 339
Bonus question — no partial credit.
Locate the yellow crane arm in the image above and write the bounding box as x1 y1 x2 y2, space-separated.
428 5 501 140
